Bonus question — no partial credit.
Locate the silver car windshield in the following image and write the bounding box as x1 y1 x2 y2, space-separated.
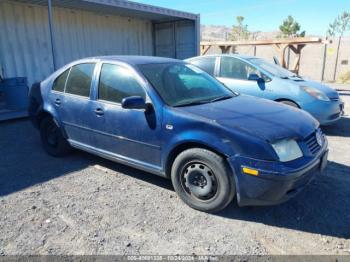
248 58 299 79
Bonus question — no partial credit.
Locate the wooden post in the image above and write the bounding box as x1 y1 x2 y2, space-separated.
289 44 306 74
321 43 327 81
219 45 232 54
274 44 289 68
201 45 211 55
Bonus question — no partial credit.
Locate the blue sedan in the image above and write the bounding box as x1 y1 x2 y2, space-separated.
186 54 344 125
29 56 328 212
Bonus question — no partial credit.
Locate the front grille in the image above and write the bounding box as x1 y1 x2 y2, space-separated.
330 97 339 101
305 130 323 155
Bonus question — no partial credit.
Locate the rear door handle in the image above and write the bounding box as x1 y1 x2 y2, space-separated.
54 98 61 106
94 108 104 116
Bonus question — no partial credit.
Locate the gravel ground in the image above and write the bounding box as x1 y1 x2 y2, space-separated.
0 84 350 255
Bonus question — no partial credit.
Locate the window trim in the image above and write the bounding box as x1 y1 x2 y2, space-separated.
51 68 71 94
63 63 96 99
96 62 148 106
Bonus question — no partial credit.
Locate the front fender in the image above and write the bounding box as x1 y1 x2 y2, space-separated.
161 129 236 173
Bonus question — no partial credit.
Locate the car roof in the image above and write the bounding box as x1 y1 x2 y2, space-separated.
73 55 181 65
186 54 258 60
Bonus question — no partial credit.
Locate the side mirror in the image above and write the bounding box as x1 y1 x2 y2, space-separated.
121 96 147 110
248 73 264 82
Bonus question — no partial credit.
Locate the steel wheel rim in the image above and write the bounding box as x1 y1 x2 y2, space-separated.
180 162 218 201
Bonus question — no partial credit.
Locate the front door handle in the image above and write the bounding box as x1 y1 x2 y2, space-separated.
54 98 61 106
94 108 104 116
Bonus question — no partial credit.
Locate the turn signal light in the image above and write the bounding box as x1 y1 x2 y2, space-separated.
242 167 259 176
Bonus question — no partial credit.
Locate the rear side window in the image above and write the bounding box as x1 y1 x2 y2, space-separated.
52 69 69 92
65 63 95 97
189 57 216 75
98 64 145 103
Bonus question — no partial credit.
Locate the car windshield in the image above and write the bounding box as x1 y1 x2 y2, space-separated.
248 58 300 79
138 63 236 107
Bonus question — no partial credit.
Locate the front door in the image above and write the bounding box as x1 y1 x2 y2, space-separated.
217 56 268 98
91 63 162 169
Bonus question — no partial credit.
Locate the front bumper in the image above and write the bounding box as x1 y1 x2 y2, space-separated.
302 99 344 125
229 141 328 207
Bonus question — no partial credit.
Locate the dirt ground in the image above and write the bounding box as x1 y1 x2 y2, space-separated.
0 84 350 255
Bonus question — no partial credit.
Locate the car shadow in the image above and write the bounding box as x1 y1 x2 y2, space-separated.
1 120 349 239
217 160 350 239
0 119 92 197
321 117 350 138
0 119 173 198
97 158 350 239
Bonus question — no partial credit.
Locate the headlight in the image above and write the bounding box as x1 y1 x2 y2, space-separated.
271 139 303 162
301 86 330 101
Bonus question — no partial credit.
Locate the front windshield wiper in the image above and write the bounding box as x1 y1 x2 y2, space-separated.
173 100 209 107
173 95 233 107
207 95 233 103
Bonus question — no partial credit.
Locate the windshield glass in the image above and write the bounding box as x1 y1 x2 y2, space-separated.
138 63 236 107
248 58 299 79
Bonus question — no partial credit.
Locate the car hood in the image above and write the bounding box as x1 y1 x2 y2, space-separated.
176 95 318 142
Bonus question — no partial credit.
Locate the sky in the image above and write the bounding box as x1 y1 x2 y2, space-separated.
133 0 349 36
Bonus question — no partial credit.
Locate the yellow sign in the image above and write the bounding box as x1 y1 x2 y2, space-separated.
327 47 335 55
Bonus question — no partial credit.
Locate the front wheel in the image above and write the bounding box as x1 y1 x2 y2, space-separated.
171 148 236 213
40 117 71 157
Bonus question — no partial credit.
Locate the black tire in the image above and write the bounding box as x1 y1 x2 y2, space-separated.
171 148 236 213
279 100 299 108
40 117 71 157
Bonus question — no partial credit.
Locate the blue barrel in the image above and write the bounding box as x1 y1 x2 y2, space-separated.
0 77 29 110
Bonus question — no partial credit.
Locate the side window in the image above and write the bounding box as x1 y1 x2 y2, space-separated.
189 57 216 75
98 64 145 103
52 69 69 92
219 57 259 80
65 63 95 97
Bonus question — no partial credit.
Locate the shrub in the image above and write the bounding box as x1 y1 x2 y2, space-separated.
338 71 350 84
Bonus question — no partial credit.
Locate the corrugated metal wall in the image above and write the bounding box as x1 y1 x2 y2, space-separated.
0 1 54 87
0 0 153 87
154 20 196 59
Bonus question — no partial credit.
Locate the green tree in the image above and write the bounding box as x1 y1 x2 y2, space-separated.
327 11 350 37
230 16 250 41
279 15 305 37
327 11 350 81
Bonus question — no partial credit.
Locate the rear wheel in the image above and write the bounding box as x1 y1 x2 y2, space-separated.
279 100 299 108
171 148 235 213
40 117 71 157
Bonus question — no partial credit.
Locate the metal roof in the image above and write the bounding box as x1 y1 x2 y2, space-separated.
11 0 199 21
93 55 181 65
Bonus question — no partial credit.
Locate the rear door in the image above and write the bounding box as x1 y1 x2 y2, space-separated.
217 56 267 98
58 63 97 145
